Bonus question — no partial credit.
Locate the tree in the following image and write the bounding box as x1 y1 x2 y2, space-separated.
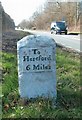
19 1 80 30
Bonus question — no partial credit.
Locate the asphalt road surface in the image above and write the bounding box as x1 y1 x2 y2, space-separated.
17 29 80 52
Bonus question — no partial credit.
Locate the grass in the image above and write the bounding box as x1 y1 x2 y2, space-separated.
1 47 81 119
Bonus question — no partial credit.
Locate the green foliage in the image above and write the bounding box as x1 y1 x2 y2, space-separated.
2 52 18 96
1 48 81 119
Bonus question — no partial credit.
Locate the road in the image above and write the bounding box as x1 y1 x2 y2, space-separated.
17 29 80 52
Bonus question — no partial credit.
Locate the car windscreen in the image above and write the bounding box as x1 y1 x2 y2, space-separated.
56 22 66 27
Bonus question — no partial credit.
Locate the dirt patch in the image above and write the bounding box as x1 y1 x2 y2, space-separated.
2 30 31 53
68 25 80 33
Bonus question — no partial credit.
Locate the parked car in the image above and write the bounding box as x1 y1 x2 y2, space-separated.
50 21 68 35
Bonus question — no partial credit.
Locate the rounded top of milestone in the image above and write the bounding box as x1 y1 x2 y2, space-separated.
17 35 56 50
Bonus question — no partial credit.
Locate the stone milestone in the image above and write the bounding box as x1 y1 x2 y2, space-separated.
17 35 57 99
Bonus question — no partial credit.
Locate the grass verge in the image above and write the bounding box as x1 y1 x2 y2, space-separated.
1 47 81 119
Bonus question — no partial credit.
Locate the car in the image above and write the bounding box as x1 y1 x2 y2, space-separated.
50 21 68 35
32 27 36 30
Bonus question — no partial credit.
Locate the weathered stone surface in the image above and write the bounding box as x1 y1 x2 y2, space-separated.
17 35 57 99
